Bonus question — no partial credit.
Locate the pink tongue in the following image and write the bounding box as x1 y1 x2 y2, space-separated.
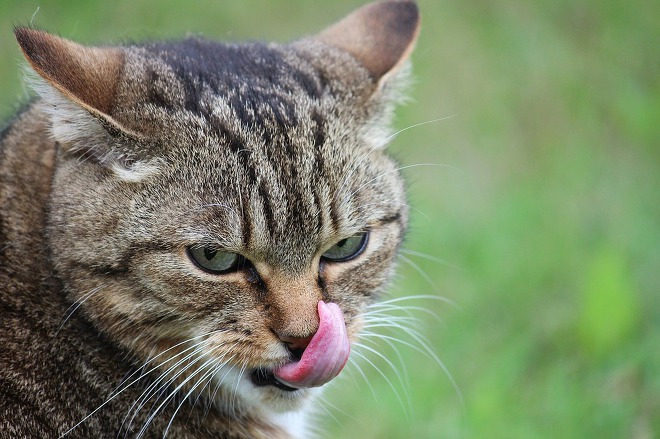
273 301 350 389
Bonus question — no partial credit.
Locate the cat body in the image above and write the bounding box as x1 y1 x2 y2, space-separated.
0 2 419 437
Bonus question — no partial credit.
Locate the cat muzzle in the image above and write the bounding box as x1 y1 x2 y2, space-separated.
271 301 350 389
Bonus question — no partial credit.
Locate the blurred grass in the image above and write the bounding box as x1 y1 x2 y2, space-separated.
1 0 658 438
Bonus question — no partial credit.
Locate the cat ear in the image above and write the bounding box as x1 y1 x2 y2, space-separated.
15 27 123 117
14 28 159 180
317 0 420 87
14 28 140 143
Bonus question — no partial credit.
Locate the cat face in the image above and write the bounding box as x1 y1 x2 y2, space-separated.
18 0 419 418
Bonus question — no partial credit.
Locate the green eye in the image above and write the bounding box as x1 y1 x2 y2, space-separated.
188 246 242 274
322 231 369 262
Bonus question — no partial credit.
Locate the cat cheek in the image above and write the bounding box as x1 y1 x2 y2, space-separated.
321 234 400 311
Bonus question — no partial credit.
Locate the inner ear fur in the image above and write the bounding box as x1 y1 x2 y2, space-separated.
317 0 420 86
14 27 136 136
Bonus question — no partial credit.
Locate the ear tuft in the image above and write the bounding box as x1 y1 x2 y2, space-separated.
317 1 420 84
14 27 124 117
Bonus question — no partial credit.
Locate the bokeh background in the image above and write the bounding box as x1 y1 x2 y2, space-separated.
1 1 657 438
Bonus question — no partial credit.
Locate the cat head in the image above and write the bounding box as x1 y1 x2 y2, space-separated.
17 0 419 415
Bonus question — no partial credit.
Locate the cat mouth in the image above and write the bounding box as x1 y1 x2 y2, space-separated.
251 301 350 392
250 368 299 392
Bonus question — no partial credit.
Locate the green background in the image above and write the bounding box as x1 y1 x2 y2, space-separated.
1 1 657 437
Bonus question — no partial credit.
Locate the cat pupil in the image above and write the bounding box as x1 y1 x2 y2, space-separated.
204 247 217 261
336 239 348 248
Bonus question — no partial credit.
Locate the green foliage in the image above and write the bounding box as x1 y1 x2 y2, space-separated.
579 247 640 357
1 0 657 437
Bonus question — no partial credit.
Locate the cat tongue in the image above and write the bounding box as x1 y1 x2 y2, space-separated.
273 301 350 389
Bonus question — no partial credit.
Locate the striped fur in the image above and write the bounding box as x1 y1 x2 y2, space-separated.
0 2 419 438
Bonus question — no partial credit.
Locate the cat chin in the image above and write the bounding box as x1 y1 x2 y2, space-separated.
253 384 317 413
208 365 317 437
210 364 318 414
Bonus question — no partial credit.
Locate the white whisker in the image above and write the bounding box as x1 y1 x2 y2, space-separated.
346 355 378 400
137 349 224 438
229 361 247 417
60 331 225 438
359 334 410 386
350 349 409 419
57 285 105 333
353 341 412 414
315 394 348 430
371 293 458 309
125 343 211 437
336 115 456 201
163 351 235 439
401 249 464 271
359 329 463 406
364 306 442 324
399 254 438 291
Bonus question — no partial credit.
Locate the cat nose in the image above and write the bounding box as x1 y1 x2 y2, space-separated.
278 333 313 352
277 333 314 361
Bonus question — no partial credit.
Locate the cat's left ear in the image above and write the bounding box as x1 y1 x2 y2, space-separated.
317 0 420 88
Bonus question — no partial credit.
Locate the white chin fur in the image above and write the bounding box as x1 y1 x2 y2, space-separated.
210 365 319 438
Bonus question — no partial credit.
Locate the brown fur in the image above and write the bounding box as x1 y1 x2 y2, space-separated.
15 28 124 118
319 0 420 82
0 2 419 437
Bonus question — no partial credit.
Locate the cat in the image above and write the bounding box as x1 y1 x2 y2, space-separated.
0 1 420 437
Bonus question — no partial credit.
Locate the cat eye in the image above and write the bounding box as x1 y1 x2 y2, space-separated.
321 231 369 262
187 246 243 274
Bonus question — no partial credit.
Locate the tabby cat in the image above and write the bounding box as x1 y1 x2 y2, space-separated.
0 1 420 437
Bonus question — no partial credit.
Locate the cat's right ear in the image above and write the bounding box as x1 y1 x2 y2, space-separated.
14 28 140 146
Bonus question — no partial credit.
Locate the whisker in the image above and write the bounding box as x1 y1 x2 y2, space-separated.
189 344 239 420
115 332 226 396
359 330 463 406
359 335 410 386
363 307 441 324
340 362 361 389
120 339 219 421
56 285 105 333
317 392 356 422
124 343 211 437
350 349 409 419
335 115 457 200
205 361 237 417
363 312 422 324
386 116 456 141
314 394 347 431
137 351 222 438
228 361 248 418
345 355 378 400
399 254 438 291
407 205 432 222
163 352 235 439
370 294 458 309
353 341 412 414
362 322 435 347
60 331 225 438
121 336 235 436
400 249 464 271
